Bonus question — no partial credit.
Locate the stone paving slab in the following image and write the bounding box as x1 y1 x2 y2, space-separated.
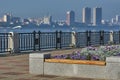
0 49 106 80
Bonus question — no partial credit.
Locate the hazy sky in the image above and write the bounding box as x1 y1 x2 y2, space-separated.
0 0 120 21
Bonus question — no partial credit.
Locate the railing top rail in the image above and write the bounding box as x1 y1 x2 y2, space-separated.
0 33 12 37
1 31 120 34
40 32 56 34
0 33 12 34
18 32 72 34
19 33 33 34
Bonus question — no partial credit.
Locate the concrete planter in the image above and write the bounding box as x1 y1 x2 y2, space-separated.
29 53 120 80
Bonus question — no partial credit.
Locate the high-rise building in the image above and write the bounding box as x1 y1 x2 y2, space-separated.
116 15 120 23
3 13 12 23
82 7 91 24
111 18 116 24
93 7 102 26
66 11 75 26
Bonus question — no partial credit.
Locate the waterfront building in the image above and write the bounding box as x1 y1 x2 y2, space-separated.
22 19 30 24
66 11 75 26
82 7 91 24
116 15 120 23
3 13 12 23
93 7 102 26
12 17 21 24
111 18 116 24
43 16 52 25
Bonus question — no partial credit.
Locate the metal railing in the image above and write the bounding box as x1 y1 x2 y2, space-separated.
19 33 34 51
0 31 120 53
76 31 116 47
76 31 104 47
0 33 11 53
19 31 72 51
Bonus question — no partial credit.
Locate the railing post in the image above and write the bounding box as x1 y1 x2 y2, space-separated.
119 31 120 44
86 31 91 46
102 31 104 45
56 31 58 49
56 31 61 49
113 31 116 44
109 31 114 44
100 30 104 45
33 31 36 51
38 31 41 51
100 31 101 45
59 31 62 49
8 32 20 53
86 31 88 46
71 31 76 48
89 31 91 46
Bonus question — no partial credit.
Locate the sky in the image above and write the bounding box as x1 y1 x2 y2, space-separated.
0 0 120 21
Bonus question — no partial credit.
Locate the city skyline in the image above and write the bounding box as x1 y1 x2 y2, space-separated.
0 0 120 21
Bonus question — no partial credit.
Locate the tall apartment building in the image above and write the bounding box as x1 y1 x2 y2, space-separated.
82 7 91 24
93 7 102 26
116 15 120 23
66 11 75 26
3 13 12 23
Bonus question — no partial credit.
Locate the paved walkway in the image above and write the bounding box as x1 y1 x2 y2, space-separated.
0 49 105 80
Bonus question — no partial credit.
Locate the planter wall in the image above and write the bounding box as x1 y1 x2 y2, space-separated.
29 53 120 80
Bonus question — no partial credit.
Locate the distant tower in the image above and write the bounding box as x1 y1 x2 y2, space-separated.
82 7 91 24
66 11 75 26
43 16 52 25
93 7 102 26
3 13 12 23
111 18 116 24
116 15 120 23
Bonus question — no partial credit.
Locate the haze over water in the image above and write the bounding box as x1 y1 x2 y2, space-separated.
0 0 120 33
0 0 120 20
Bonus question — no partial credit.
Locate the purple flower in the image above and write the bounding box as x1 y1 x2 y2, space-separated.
52 55 61 59
91 55 100 61
87 46 97 51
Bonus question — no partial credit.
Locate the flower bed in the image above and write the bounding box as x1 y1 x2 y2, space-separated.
51 45 120 61
30 45 120 80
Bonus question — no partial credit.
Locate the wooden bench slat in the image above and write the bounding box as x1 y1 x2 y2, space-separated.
45 59 106 66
